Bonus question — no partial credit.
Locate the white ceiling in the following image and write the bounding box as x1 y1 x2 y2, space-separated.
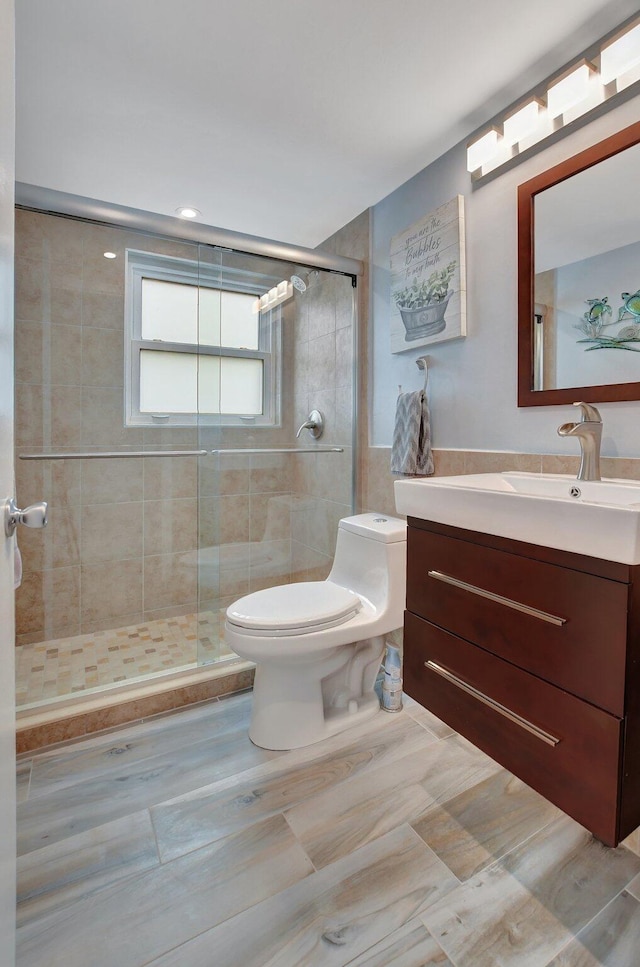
15 0 640 248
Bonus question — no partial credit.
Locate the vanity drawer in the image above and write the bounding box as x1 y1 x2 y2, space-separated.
406 526 629 716
404 612 623 845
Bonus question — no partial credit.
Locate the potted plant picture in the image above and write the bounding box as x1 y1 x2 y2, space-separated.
389 196 466 353
394 260 457 341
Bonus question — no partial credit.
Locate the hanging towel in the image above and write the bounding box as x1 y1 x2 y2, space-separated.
390 389 434 476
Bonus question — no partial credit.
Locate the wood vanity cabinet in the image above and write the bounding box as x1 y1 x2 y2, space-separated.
403 517 640 847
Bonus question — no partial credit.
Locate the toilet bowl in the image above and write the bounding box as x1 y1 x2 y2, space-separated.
224 513 407 750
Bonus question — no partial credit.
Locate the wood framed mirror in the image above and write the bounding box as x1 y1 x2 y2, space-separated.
518 120 640 406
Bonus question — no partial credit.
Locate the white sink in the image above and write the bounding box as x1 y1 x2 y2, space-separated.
394 471 640 564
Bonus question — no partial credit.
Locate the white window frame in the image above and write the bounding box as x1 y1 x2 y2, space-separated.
125 249 282 427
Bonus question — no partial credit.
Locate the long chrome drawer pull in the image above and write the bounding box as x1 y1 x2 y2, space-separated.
425 660 561 747
427 570 566 626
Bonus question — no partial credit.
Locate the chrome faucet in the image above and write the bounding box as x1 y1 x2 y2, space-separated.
557 402 603 481
295 409 324 440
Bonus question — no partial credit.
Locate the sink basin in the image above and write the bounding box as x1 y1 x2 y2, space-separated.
394 471 640 564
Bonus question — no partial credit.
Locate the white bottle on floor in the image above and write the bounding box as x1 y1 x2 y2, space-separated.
381 643 402 712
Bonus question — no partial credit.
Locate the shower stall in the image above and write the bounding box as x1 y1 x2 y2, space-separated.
13 206 358 718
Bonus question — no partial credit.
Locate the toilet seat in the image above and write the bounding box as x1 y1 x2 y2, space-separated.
226 581 362 637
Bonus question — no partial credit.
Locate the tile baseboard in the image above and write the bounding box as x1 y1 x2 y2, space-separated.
16 662 255 755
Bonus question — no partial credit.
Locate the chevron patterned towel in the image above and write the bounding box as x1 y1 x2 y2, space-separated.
390 389 435 476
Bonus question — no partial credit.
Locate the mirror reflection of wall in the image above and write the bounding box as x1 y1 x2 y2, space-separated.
533 275 557 391
533 140 640 392
535 240 640 389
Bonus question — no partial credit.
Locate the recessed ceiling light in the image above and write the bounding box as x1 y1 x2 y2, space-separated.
176 207 200 219
103 251 117 259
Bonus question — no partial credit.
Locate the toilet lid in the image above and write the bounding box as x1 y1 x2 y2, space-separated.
226 582 362 633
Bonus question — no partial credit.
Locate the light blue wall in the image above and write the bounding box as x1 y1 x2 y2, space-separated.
370 93 640 457
555 241 640 389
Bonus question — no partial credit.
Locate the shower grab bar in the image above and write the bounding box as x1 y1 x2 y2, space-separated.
19 450 209 460
19 446 344 460
208 447 343 455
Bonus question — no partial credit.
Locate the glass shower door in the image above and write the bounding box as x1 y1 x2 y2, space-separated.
195 246 356 668
13 213 214 708
13 211 357 710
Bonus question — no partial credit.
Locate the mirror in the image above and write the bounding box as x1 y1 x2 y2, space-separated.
518 120 640 406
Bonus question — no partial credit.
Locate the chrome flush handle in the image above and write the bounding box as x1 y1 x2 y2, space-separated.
4 498 48 538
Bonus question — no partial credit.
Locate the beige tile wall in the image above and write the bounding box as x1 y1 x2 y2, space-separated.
14 212 209 645
288 248 358 580
284 210 371 580
14 210 358 647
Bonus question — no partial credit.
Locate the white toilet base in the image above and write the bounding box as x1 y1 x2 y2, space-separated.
246 636 385 751
224 514 408 752
249 676 381 751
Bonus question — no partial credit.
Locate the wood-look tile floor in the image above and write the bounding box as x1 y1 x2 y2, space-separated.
15 692 640 967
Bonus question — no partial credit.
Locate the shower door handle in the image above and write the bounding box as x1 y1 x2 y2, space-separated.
4 498 48 537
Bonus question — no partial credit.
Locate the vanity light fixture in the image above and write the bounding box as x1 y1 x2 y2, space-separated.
258 279 293 312
467 14 640 181
600 19 640 86
502 98 545 145
103 251 117 259
466 126 502 173
176 206 200 218
546 60 597 118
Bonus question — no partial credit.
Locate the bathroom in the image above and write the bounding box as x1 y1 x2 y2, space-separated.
5 0 640 964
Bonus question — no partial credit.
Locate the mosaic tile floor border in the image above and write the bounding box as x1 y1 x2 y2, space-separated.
16 611 234 707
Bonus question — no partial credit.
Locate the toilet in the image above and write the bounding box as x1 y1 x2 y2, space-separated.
224 513 407 750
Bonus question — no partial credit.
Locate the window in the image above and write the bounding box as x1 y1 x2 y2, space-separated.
125 250 282 427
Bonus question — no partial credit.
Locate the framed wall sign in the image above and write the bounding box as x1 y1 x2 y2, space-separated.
390 195 466 353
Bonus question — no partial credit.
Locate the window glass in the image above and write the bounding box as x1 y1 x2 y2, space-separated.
197 355 222 413
197 286 222 347
219 291 260 349
140 350 198 412
220 357 263 414
128 249 279 426
141 279 198 343
139 353 262 415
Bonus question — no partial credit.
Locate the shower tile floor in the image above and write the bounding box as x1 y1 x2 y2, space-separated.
15 611 234 706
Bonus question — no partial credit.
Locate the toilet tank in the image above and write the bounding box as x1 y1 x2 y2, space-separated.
328 513 407 620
